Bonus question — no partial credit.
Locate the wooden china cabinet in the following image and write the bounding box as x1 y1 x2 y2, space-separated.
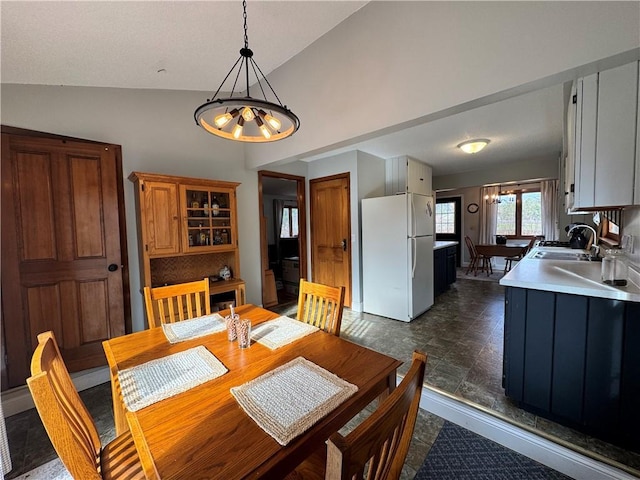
129 172 245 319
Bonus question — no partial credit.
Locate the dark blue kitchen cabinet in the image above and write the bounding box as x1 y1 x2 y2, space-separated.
434 245 456 297
503 287 639 452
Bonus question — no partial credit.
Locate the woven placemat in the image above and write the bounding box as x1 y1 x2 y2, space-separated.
251 316 318 350
118 346 227 412
231 357 358 445
162 313 226 343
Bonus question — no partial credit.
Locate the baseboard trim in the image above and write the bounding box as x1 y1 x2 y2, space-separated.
2 366 110 417
421 385 638 480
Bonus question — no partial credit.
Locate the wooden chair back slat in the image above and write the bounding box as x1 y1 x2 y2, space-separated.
296 279 345 336
27 331 103 479
325 350 427 480
143 278 211 328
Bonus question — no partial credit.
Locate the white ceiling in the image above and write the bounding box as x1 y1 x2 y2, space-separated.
1 1 564 177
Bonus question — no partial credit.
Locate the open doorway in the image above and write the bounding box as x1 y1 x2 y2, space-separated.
258 171 307 308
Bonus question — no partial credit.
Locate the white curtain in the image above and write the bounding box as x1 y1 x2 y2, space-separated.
540 179 559 241
480 186 500 244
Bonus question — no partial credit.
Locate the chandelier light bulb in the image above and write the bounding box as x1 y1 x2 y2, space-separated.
214 108 239 128
265 112 281 130
255 117 271 139
242 107 255 122
232 117 245 139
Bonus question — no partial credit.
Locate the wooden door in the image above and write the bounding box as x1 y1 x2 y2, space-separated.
310 174 351 306
1 133 127 388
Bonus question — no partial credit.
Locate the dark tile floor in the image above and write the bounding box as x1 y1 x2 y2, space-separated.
5 272 640 479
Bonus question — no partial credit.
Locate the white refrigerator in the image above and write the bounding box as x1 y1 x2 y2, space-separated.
361 193 434 322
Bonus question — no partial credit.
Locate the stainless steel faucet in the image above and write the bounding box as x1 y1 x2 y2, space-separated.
567 224 599 257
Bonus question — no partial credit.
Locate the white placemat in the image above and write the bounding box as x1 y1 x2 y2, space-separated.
118 346 228 412
162 313 226 343
231 357 358 445
251 316 318 350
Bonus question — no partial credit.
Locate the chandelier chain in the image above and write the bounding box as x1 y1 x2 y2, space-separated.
243 0 249 50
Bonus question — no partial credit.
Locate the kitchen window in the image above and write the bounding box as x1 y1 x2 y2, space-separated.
435 201 457 234
280 206 299 238
496 190 542 237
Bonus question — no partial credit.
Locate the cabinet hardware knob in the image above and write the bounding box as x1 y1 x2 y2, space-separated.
108 264 119 272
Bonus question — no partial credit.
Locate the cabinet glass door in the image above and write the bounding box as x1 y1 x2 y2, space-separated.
183 187 234 251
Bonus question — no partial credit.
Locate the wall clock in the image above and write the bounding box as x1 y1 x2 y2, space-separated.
467 203 479 214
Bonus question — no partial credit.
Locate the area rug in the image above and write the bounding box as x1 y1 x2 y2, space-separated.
414 421 571 480
456 267 505 283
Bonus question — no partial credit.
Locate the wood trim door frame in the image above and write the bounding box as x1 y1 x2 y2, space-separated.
258 171 307 307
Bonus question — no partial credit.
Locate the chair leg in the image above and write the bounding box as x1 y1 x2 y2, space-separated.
466 257 477 275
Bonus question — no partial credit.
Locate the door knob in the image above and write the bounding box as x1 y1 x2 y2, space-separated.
341 239 347 251
108 264 119 272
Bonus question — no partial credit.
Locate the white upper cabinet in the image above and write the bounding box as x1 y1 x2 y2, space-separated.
573 61 639 209
385 156 432 196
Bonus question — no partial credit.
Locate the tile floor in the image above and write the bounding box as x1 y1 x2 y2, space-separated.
5 272 640 479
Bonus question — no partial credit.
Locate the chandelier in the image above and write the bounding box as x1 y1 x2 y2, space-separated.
194 1 300 142
485 185 502 204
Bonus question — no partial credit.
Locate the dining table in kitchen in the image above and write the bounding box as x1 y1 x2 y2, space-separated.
102 304 402 480
474 241 530 258
474 241 531 274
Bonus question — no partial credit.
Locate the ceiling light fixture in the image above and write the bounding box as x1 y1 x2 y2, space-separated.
457 139 490 154
194 0 300 142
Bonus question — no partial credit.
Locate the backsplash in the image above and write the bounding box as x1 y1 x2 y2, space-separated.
623 207 640 267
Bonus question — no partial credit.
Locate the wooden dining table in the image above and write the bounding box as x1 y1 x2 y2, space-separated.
102 304 402 480
474 241 530 259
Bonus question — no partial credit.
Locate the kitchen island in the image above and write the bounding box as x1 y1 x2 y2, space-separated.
500 247 640 452
434 241 458 297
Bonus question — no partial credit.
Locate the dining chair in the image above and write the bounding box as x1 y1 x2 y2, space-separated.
27 331 149 480
287 350 427 480
504 237 537 273
144 278 210 328
297 278 346 336
464 236 492 276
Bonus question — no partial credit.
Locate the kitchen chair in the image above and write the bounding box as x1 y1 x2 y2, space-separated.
287 350 427 480
464 236 492 276
144 278 210 328
504 237 537 273
297 278 346 336
27 331 149 480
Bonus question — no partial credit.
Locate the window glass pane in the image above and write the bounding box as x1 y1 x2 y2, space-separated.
291 208 299 237
280 208 290 238
521 192 542 236
496 194 516 235
435 201 456 234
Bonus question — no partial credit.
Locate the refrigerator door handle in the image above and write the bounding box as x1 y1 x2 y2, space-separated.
411 237 417 278
411 195 416 237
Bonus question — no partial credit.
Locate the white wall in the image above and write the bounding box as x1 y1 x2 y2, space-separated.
245 1 640 167
1 84 262 332
434 157 559 191
307 150 386 311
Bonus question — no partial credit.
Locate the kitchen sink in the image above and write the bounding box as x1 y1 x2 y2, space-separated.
531 250 593 261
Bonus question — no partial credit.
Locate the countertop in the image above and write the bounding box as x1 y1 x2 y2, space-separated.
500 247 640 302
434 240 458 250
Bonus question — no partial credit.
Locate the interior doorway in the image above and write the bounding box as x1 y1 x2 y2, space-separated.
258 171 307 308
